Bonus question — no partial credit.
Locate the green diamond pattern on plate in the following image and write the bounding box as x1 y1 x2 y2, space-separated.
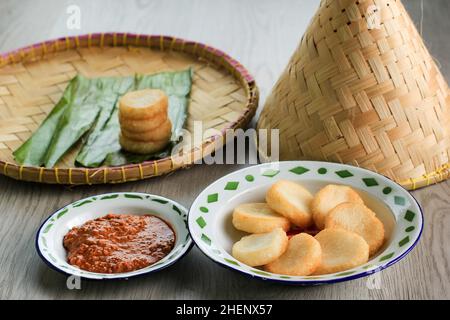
43 224 53 233
200 207 209 213
405 226 415 232
318 168 327 174
224 181 239 190
57 208 68 219
383 187 392 194
335 170 353 178
404 210 415 222
245 175 254 182
207 193 218 203
124 194 143 199
48 253 57 263
394 196 406 206
224 258 240 266
398 236 410 247
152 198 169 204
289 166 310 175
379 252 395 262
201 234 211 245
100 194 119 200
73 200 93 208
196 217 206 228
172 205 182 215
362 178 378 187
251 269 271 276
262 169 279 177
42 237 48 248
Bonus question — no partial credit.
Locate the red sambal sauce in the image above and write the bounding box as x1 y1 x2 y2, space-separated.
63 214 175 273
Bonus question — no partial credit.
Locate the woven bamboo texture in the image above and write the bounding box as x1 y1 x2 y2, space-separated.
257 0 450 190
0 33 258 184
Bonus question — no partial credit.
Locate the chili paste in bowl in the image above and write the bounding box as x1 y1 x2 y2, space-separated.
64 214 176 274
36 193 192 280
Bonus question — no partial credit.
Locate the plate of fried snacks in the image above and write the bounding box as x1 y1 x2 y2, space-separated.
36 192 192 280
0 33 258 184
188 161 423 285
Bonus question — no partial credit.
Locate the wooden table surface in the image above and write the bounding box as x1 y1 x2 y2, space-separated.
0 0 449 300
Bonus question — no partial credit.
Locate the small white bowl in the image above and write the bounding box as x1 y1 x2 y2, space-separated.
188 161 423 285
36 192 192 280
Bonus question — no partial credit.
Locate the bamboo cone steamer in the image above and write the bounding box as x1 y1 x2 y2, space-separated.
257 0 450 190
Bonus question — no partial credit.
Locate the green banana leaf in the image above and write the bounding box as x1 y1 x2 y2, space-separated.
13 76 83 166
14 69 192 168
87 69 192 167
75 77 134 167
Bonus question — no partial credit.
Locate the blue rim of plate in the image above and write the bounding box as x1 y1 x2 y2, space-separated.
35 192 193 281
187 161 424 285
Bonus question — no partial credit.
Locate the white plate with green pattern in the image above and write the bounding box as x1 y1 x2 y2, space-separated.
188 161 423 285
36 192 192 280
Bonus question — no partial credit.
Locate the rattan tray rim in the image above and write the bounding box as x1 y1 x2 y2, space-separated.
0 33 259 185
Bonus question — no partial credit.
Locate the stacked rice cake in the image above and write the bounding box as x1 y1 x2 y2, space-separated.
119 89 172 154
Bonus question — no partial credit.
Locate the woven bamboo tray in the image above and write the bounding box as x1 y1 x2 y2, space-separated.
257 0 450 191
0 33 258 184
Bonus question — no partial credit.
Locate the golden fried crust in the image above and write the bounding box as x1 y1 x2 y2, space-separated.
314 228 369 275
232 203 291 234
119 134 169 154
231 228 288 267
311 184 364 229
119 89 168 120
122 118 172 142
119 112 168 132
265 233 322 276
325 203 385 256
266 180 314 228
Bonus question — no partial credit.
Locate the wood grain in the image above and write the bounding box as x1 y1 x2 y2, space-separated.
0 0 449 300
